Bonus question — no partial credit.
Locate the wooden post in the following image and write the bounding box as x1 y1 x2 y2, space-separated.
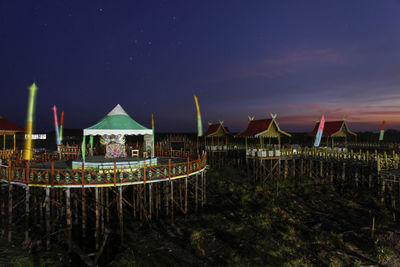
82 187 86 238
168 159 171 181
0 185 5 236
170 180 174 221
381 176 386 204
204 171 207 204
133 186 136 218
65 188 72 251
185 177 188 214
45 188 50 249
165 181 169 216
24 186 30 244
149 183 152 220
105 188 109 224
119 186 123 243
95 187 99 250
7 183 12 243
101 188 104 234
51 162 54 187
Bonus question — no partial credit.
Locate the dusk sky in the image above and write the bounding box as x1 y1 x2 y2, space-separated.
1 1 400 133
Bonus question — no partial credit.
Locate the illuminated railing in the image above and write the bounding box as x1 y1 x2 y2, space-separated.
0 154 207 188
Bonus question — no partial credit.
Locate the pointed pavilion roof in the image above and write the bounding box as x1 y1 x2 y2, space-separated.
237 116 291 138
204 122 231 137
83 104 152 136
309 120 357 137
0 116 24 134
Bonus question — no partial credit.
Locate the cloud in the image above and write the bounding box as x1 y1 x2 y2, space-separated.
234 47 345 79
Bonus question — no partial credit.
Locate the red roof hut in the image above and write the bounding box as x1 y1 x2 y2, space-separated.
237 113 291 149
309 119 356 146
204 121 231 148
0 116 24 154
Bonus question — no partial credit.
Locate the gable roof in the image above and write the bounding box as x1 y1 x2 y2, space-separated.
0 117 24 133
237 118 291 138
238 119 271 137
84 104 152 136
204 123 230 137
309 120 357 137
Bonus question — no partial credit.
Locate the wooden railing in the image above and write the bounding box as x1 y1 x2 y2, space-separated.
250 146 399 171
0 153 207 188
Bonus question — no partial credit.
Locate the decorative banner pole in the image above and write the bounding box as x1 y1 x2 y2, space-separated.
52 105 61 150
89 135 93 156
194 95 203 152
379 120 385 141
314 115 325 147
152 113 155 158
23 83 39 161
59 110 64 143
81 135 86 162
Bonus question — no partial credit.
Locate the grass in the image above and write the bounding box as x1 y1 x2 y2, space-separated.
110 166 400 266
1 164 399 266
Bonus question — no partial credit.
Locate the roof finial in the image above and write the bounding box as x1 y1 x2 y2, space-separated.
219 120 224 125
248 115 255 121
270 112 277 119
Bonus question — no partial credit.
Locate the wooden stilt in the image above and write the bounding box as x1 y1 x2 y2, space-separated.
65 188 72 251
185 177 188 215
95 187 99 250
7 184 12 243
1 184 5 237
82 188 86 238
101 188 104 234
149 183 152 220
195 174 198 212
165 182 169 216
39 190 44 228
119 186 123 244
45 188 50 249
73 191 78 225
24 186 30 244
143 184 147 219
105 188 109 225
156 183 160 218
170 181 174 221
204 171 207 204
133 186 136 218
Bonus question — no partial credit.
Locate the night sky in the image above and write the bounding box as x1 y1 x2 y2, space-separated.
1 1 400 133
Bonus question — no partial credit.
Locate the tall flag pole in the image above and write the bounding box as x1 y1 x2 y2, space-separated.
152 114 155 158
59 110 64 143
52 105 61 148
379 120 385 141
23 82 39 161
314 115 325 147
194 95 203 153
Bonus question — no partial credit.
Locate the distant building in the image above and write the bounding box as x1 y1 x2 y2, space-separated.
309 120 357 146
204 121 231 148
204 122 231 137
237 114 291 149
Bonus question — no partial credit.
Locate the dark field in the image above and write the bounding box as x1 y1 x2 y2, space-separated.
1 166 400 266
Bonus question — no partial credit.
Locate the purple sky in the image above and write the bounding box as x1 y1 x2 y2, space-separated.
1 1 400 133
